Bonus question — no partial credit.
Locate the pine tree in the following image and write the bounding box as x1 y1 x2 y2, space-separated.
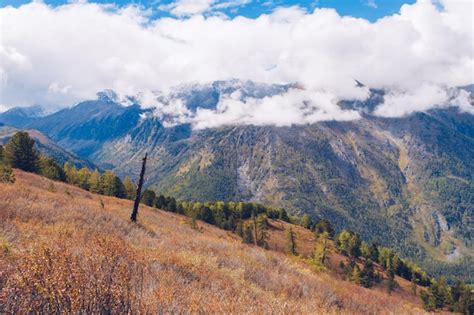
100 171 125 198
286 227 298 256
360 259 375 288
313 232 329 265
301 214 311 229
411 271 417 296
39 156 66 181
123 176 136 200
251 211 258 245
155 194 166 209
235 221 244 237
256 214 269 248
314 219 334 237
243 224 254 244
4 131 39 172
387 267 396 295
88 169 101 193
350 265 361 284
141 189 156 207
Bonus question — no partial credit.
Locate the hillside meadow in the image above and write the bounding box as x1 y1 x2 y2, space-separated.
0 170 435 314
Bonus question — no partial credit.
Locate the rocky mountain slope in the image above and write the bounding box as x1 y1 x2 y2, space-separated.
0 170 430 314
1 80 472 281
0 125 95 169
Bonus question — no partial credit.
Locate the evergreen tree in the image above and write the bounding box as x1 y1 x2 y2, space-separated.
88 169 101 193
155 194 166 209
286 227 298 256
387 267 396 295
4 131 39 172
411 271 417 296
350 265 361 284
256 214 269 248
100 171 125 198
314 219 334 238
360 259 375 288
39 156 66 181
141 189 156 207
123 176 136 200
243 224 254 244
335 230 361 258
278 208 290 222
313 231 330 265
301 214 311 229
235 221 244 237
76 167 91 190
421 290 437 312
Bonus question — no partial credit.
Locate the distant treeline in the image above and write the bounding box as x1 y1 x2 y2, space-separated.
0 131 472 314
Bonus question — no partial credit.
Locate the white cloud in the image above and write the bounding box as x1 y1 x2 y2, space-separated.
0 0 472 127
365 0 377 9
160 0 251 17
191 88 362 129
161 0 215 16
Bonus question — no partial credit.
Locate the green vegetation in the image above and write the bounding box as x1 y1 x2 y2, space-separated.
3 131 40 172
286 227 298 256
2 131 473 313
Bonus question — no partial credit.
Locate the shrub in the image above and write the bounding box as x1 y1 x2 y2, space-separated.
0 163 15 183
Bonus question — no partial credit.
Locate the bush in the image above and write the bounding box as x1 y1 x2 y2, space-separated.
0 163 15 183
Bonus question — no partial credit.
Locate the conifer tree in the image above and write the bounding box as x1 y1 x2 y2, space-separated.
235 221 244 237
4 131 39 172
256 214 269 248
314 219 334 237
387 267 396 295
39 156 66 181
141 189 156 207
411 271 417 296
360 259 375 288
286 227 298 256
243 224 254 244
100 171 125 198
123 176 136 200
301 214 311 229
313 232 330 265
350 265 361 284
251 210 258 245
88 169 101 193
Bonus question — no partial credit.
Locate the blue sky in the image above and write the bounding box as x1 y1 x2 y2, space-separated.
1 0 416 22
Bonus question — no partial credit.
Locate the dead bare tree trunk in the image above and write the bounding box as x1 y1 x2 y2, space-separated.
130 153 147 222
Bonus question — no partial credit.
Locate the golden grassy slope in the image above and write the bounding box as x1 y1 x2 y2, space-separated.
0 170 430 314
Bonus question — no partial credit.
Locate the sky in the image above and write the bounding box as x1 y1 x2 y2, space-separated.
0 0 473 128
0 0 417 21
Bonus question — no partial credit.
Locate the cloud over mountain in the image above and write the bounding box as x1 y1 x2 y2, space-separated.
0 0 472 127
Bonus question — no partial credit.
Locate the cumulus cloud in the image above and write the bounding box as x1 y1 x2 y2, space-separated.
0 0 472 127
160 0 251 17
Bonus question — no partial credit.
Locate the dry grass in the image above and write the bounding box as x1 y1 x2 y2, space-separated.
0 170 430 314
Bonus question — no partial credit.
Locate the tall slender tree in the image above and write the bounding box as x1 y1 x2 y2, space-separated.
130 153 147 222
286 227 298 256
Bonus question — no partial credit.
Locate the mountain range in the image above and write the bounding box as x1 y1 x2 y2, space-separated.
1 80 472 281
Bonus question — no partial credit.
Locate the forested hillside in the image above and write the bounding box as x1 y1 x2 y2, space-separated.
0 132 472 314
0 83 473 282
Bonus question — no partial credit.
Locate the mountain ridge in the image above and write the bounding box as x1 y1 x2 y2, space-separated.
0 80 472 281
